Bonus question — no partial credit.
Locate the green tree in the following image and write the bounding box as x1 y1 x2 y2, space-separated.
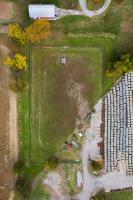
106 54 133 79
13 160 26 174
90 160 103 171
15 176 31 198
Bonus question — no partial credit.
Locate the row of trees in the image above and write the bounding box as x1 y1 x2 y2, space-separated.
4 20 51 72
8 19 51 44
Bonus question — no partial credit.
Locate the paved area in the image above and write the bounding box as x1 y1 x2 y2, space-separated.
79 0 112 17
56 0 112 19
78 97 133 200
78 100 103 200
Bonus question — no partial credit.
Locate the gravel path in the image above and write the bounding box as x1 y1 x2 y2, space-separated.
79 0 112 17
78 100 103 200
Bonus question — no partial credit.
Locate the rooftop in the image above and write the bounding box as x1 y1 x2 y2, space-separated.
29 4 56 19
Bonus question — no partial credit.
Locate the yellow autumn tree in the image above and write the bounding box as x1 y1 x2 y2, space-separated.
4 54 27 70
25 19 51 43
8 23 27 45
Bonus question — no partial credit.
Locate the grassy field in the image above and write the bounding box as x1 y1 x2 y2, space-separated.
105 190 133 200
15 0 133 199
27 46 102 164
64 164 79 195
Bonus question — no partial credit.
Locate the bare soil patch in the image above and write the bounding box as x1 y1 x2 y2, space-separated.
9 90 18 161
121 21 133 33
0 42 18 200
0 1 14 20
0 61 15 200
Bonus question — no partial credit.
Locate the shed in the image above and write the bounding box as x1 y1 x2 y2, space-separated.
29 5 56 19
77 170 83 188
72 140 79 148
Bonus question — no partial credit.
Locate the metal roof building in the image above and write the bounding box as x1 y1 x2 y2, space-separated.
28 5 56 19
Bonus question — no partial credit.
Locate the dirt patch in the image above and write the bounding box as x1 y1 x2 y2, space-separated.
43 166 69 200
0 43 18 200
67 80 89 122
44 171 65 200
0 62 15 200
121 21 133 33
9 90 18 160
58 57 90 123
0 1 14 20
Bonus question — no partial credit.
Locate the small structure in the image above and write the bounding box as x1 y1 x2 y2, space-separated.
60 56 67 65
78 132 83 137
29 4 57 20
72 140 79 148
77 170 83 188
29 4 84 21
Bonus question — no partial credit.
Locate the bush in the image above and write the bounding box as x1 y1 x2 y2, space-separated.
9 78 27 93
8 23 27 45
45 157 59 170
90 160 103 171
15 176 31 198
95 190 105 200
106 54 133 79
13 160 26 174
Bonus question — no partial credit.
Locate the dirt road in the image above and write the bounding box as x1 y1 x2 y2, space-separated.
0 44 18 200
79 0 112 17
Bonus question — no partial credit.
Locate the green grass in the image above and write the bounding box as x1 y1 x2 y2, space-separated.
64 164 78 195
105 191 133 200
40 35 116 95
28 46 102 164
29 183 50 200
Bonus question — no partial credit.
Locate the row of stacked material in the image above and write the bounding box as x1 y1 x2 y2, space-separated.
104 73 133 175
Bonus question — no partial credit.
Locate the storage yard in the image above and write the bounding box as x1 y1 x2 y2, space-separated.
104 72 133 175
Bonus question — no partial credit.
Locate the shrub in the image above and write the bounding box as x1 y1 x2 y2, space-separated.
15 176 31 198
13 160 26 174
8 23 27 45
45 157 59 170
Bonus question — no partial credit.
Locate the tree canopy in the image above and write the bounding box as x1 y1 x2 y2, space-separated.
106 54 133 79
25 19 51 43
4 54 27 70
8 20 51 44
8 23 27 45
45 157 59 170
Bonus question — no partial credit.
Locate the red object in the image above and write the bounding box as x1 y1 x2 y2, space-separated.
67 143 73 151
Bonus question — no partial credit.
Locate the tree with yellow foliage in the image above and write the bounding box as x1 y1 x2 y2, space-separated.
4 54 27 70
25 19 51 43
8 23 27 45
